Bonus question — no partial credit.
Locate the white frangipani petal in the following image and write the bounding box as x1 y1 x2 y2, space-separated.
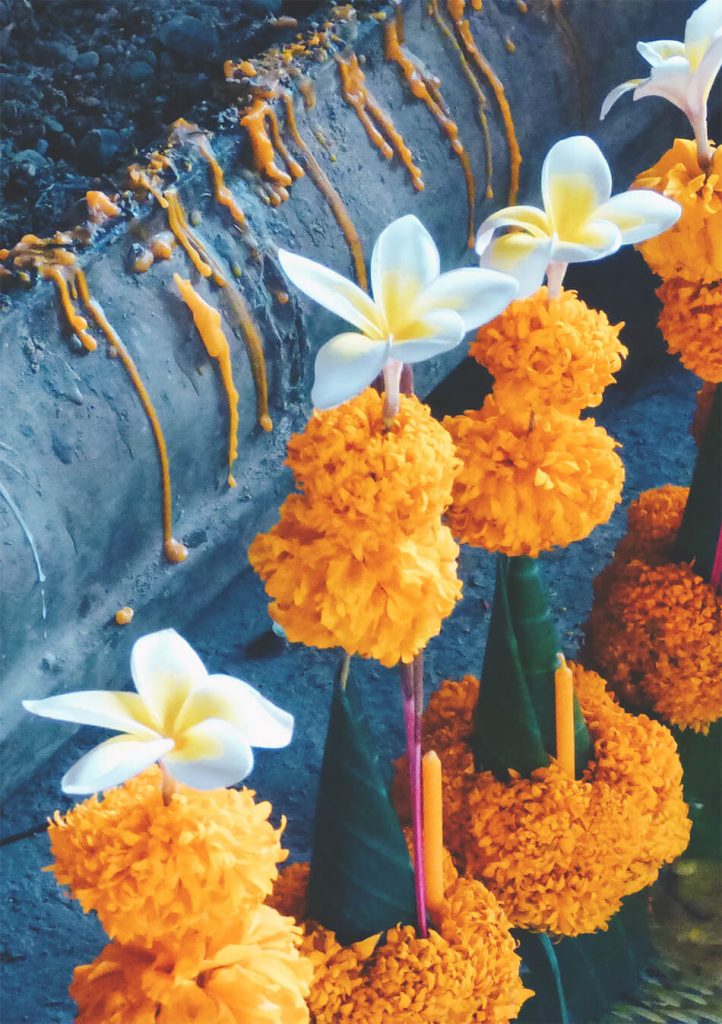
550 219 621 264
130 628 208 732
475 205 552 250
62 735 174 795
370 214 440 321
163 719 254 789
596 189 682 245
311 333 390 409
479 233 554 299
24 628 294 794
600 0 722 164
542 137 613 236
600 79 645 119
414 268 518 331
278 249 383 339
393 309 466 363
178 675 294 748
22 691 159 738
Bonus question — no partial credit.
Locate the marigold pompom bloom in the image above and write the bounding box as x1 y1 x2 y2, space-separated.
470 288 627 415
443 398 625 557
250 502 462 668
268 862 531 1024
286 389 459 527
613 484 688 565
634 139 722 285
693 381 717 444
395 669 690 936
71 907 312 1024
48 766 287 944
656 277 722 383
588 558 722 733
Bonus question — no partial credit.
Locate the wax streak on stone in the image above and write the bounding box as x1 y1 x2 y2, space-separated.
40 266 98 351
337 52 424 192
385 20 475 246
74 270 186 563
174 274 241 487
85 191 120 224
282 92 367 288
240 97 304 206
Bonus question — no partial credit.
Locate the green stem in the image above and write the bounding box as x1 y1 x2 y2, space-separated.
674 382 721 584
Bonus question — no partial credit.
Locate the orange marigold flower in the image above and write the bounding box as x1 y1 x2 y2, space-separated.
269 864 531 1024
634 139 722 285
395 668 690 936
443 397 624 557
693 381 717 445
71 907 312 1024
470 287 627 415
49 766 287 944
657 277 722 383
249 495 462 667
587 558 722 733
286 389 459 528
613 485 688 565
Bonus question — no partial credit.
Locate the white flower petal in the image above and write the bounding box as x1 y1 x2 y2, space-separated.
551 219 622 263
392 309 465 363
23 691 159 738
596 189 681 245
413 267 518 331
61 735 174 794
130 629 208 733
542 136 613 236
311 333 390 409
370 215 440 329
634 59 693 115
600 78 645 120
685 0 722 68
475 205 552 252
637 39 686 66
690 28 722 108
278 249 382 339
479 232 553 300
176 674 294 748
164 719 254 789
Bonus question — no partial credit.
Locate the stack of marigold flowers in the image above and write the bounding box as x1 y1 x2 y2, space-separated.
49 768 312 1024
249 386 462 667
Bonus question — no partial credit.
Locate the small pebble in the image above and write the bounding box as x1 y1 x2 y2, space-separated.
75 51 99 73
158 15 219 66
126 60 154 85
77 128 123 174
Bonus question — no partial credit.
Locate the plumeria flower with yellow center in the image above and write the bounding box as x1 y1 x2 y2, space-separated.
23 629 293 794
278 214 517 411
600 0 722 168
475 135 681 299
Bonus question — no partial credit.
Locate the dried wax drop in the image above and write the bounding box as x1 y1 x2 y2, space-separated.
115 607 134 626
164 538 189 564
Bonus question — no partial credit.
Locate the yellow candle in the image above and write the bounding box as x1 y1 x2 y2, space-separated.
555 654 575 779
422 750 445 918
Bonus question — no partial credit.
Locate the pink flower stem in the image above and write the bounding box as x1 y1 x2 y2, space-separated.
546 260 568 300
401 658 428 937
711 524 722 594
383 358 403 423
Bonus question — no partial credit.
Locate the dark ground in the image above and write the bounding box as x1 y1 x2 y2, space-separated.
2 338 721 1023
0 0 384 243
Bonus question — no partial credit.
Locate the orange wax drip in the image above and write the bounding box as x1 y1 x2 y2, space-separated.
198 141 248 228
150 232 176 260
455 18 521 204
471 0 483 9
516 0 528 11
74 270 185 563
428 1 494 200
385 22 475 246
165 189 271 432
128 165 169 209
299 76 316 110
174 274 240 487
165 189 215 281
337 52 424 191
115 606 134 625
240 97 303 206
86 191 120 223
554 654 576 779
282 92 368 289
41 266 98 351
133 249 154 273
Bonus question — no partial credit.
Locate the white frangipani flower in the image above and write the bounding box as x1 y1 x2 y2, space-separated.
278 214 518 411
475 135 681 299
600 0 722 167
23 629 293 794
